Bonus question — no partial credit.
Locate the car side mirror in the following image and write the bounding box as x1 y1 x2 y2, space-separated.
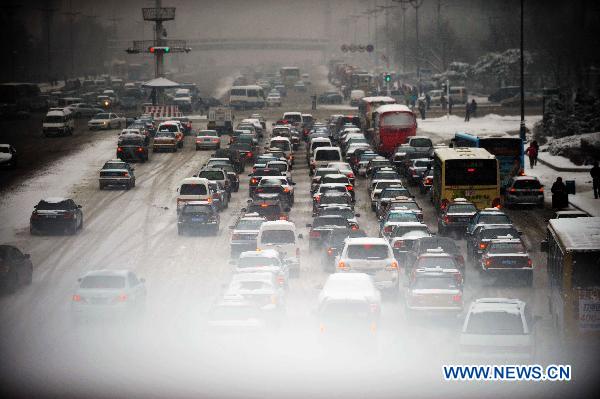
355 213 361 217
518 230 523 236
298 233 304 239
291 182 296 185
77 205 82 208
540 240 548 252
240 207 247 212
284 207 291 212
306 223 312 228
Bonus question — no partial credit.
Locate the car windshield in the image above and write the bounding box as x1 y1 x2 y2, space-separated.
323 176 348 184
261 230 295 244
321 195 349 205
248 204 279 215
36 200 69 210
479 214 511 225
320 208 354 219
199 171 224 180
390 202 419 211
94 113 110 119
267 163 287 172
381 189 409 199
393 225 429 236
387 212 419 222
180 184 207 195
102 162 126 169
412 275 458 290
270 141 290 151
199 131 218 137
374 172 399 180
159 124 178 132
230 143 251 151
315 149 341 161
238 256 279 268
466 311 524 335
415 160 431 168
448 204 477 213
320 301 371 322
513 179 542 189
480 228 519 239
347 244 389 260
80 275 125 289
0 147 9 154
411 138 432 147
313 217 347 227
44 115 64 123
416 257 457 269
315 169 338 178
183 205 212 214
155 132 175 138
418 239 459 254
236 219 264 230
320 186 346 194
488 242 525 254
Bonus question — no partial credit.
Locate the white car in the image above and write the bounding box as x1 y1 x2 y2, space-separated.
266 95 282 107
224 272 286 316
257 220 301 278
71 269 146 324
459 298 537 361
335 237 399 294
319 273 381 315
88 112 125 130
0 144 17 168
232 249 290 289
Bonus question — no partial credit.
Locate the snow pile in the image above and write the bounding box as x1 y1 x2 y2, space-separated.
543 132 600 165
418 113 541 140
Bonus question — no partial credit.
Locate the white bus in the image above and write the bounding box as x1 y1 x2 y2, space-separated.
229 85 265 110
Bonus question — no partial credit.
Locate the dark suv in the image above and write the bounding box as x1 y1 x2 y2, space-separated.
30 198 83 235
177 201 220 235
438 199 477 236
244 199 290 222
0 245 33 293
117 133 149 162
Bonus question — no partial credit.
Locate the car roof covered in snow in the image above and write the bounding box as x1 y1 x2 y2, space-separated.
548 217 600 252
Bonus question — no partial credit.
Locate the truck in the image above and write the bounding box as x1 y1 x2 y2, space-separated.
207 107 234 136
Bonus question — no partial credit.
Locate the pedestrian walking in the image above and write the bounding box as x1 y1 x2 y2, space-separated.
425 93 431 110
470 99 478 118
440 95 447 111
525 142 538 169
591 160 600 199
464 101 471 122
551 177 568 209
448 97 454 114
418 98 426 120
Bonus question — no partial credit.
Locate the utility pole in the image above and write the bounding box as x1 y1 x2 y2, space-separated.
519 0 526 142
38 2 58 83
63 0 81 79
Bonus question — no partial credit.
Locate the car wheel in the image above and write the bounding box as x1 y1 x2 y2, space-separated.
177 226 184 236
30 226 38 236
99 183 104 190
7 271 19 294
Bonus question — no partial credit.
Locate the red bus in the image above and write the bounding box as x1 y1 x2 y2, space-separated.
372 104 417 156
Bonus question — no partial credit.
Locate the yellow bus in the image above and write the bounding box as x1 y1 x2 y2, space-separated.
542 217 600 346
432 147 500 211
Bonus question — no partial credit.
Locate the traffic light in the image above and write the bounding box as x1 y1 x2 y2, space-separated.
384 74 392 82
149 46 170 54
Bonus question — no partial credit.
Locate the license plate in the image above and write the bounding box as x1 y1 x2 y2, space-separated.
501 259 517 265
192 217 205 222
45 215 57 219
204 138 211 141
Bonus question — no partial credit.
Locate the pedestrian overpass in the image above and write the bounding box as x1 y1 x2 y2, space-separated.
187 37 330 51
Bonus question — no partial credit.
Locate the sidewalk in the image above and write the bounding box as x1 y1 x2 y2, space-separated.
526 153 598 216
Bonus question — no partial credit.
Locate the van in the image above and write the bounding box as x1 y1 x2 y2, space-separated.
207 107 233 135
350 90 365 106
306 137 332 165
42 108 74 137
176 177 211 212
310 146 342 174
229 85 265 110
257 220 301 277
449 86 468 103
282 112 302 126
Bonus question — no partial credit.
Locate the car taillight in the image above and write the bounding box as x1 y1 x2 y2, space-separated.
63 213 74 219
212 139 219 143
384 225 393 233
283 187 290 193
315 195 321 202
351 224 358 230
347 173 354 179
346 185 353 191
456 255 465 265
393 240 404 248
492 197 501 208
390 261 398 269
277 276 285 286
327 248 333 256
484 258 492 268
117 147 123 152
425 178 432 184
310 231 320 238
250 178 258 184
279 215 288 220
527 258 533 267
72 294 81 302
247 152 253 158
338 261 347 270
509 188 517 193
441 199 449 210
443 215 450 224
479 243 488 250
452 294 462 303
538 188 544 193
31 213 39 219
122 172 129 177
212 193 219 199
136 147 144 152
116 293 128 302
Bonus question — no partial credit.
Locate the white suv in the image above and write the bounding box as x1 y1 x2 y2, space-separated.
459 298 537 361
335 237 399 294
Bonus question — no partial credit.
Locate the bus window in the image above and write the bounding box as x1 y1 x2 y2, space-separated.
445 159 497 186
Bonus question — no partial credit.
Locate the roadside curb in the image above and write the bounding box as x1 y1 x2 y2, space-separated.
566 198 593 216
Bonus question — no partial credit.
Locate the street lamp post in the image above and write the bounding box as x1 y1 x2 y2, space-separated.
519 0 526 142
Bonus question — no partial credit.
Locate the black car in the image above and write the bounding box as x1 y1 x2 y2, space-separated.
177 201 220 235
213 149 245 173
438 199 478 236
30 198 83 235
321 228 367 271
307 215 351 251
248 168 285 196
312 191 353 216
117 134 149 163
0 245 33 293
405 236 465 273
243 199 290 222
230 143 255 163
466 224 521 264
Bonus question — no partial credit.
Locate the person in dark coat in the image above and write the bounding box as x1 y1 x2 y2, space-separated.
418 98 426 120
425 93 431 110
440 95 447 111
470 99 478 117
525 143 538 169
551 177 568 209
448 97 454 114
464 101 471 122
591 160 600 199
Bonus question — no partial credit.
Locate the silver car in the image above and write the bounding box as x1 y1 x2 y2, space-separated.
195 130 221 150
335 237 399 294
504 176 544 208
